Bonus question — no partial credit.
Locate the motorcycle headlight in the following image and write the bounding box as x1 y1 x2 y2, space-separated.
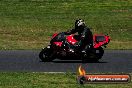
47 45 50 48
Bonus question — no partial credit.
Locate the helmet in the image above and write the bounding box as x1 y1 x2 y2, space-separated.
75 19 85 28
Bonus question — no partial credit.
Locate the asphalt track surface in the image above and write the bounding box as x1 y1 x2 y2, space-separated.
0 50 132 73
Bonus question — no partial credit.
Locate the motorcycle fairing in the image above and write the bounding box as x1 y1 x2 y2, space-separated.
66 35 78 45
51 33 110 48
53 42 62 47
52 33 58 39
93 34 110 48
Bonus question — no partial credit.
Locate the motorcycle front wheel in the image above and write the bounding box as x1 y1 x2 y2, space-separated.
39 47 55 62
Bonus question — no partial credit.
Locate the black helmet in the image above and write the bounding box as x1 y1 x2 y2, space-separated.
75 19 85 28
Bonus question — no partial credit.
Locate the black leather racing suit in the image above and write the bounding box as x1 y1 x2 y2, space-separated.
65 26 93 51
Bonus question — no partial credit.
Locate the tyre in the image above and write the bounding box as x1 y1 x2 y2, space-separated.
39 47 55 62
93 47 104 61
82 47 104 62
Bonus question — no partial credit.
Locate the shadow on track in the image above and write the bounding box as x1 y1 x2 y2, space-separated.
39 57 107 63
39 60 107 63
52 60 107 63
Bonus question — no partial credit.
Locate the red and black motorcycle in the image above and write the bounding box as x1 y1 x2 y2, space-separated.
39 32 110 62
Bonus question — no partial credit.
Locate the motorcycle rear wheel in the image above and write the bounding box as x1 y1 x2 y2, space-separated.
94 47 104 60
83 47 104 62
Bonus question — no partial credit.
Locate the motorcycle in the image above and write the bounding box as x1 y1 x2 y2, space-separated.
39 32 110 62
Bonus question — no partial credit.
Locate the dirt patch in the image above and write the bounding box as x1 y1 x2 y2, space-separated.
114 0 130 2
112 9 129 12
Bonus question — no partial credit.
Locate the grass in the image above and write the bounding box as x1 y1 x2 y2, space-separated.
0 72 131 88
0 0 132 49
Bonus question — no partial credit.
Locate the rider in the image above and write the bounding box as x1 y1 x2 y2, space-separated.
65 19 93 53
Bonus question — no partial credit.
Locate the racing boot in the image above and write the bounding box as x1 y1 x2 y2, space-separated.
81 44 93 54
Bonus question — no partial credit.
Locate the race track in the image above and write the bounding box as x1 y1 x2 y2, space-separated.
0 50 132 73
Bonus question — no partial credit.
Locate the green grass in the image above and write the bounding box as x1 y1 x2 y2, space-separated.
0 0 131 49
0 72 131 88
